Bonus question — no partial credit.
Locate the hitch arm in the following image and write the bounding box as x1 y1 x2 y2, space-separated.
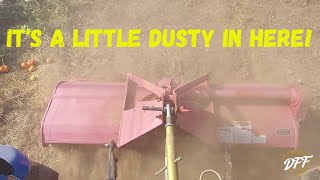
106 141 117 180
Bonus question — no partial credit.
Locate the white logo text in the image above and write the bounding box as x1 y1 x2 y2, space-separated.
284 155 313 170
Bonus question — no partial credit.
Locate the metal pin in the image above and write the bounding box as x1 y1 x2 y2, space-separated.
154 157 181 176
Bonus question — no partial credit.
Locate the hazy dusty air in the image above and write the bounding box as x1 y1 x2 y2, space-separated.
0 0 320 180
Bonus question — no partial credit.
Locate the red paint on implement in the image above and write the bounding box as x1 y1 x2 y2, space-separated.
173 75 311 149
117 75 164 147
127 73 165 97
117 100 163 147
41 81 126 145
41 75 165 147
40 73 312 149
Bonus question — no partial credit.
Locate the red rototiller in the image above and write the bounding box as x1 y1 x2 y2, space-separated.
40 73 312 180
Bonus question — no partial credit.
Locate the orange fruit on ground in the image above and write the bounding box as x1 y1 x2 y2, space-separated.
28 65 37 72
27 59 37 67
0 65 9 73
21 62 29 69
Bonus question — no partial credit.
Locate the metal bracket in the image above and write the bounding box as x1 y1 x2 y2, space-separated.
105 141 117 180
154 157 181 176
217 121 266 144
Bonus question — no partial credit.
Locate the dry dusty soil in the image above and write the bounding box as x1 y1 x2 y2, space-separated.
1 0 320 180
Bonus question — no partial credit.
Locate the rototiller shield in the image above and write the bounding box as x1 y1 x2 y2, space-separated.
41 73 311 149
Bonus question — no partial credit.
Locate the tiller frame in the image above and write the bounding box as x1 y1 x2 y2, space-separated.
41 73 312 180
